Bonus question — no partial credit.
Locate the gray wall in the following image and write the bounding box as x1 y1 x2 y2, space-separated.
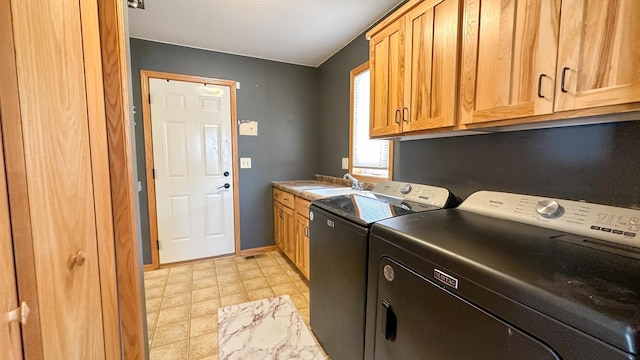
132 23 640 264
316 35 370 176
394 121 640 208
130 39 318 263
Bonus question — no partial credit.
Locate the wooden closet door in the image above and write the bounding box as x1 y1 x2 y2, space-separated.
554 0 640 112
6 0 119 358
404 0 459 132
459 0 561 125
370 19 405 137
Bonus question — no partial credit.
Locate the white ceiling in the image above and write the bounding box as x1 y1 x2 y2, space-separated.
127 0 403 67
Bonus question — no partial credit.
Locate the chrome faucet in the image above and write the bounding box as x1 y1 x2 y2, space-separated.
343 173 363 191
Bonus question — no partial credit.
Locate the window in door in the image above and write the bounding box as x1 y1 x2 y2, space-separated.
349 62 393 181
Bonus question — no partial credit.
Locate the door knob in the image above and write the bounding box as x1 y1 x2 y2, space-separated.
68 250 86 268
4 301 30 326
223 171 230 177
217 183 231 190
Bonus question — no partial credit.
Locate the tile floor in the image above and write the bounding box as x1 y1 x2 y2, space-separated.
143 250 312 360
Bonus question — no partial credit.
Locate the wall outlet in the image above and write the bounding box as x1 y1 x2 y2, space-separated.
240 157 252 168
342 157 349 170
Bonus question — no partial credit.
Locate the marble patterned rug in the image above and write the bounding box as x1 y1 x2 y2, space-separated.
218 295 325 360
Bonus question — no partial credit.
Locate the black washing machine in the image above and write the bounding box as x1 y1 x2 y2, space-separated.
308 180 458 360
365 190 640 360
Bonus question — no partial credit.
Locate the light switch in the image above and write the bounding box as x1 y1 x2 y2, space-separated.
240 158 252 168
342 158 349 170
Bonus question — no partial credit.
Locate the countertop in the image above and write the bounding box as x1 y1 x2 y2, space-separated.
272 180 349 201
273 175 376 202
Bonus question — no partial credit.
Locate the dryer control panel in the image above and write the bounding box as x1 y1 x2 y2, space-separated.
459 191 640 248
372 180 452 208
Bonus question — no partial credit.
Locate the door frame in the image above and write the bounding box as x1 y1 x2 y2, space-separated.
140 70 242 270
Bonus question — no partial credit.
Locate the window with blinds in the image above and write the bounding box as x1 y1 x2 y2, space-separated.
350 63 392 179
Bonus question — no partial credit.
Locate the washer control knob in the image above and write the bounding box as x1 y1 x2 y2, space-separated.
400 184 412 195
536 200 563 218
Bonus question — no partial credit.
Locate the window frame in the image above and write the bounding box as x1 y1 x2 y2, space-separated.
349 61 393 182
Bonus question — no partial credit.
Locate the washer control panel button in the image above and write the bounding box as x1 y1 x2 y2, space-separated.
536 200 563 218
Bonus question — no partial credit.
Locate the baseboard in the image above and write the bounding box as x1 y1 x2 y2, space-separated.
240 246 276 257
143 246 278 271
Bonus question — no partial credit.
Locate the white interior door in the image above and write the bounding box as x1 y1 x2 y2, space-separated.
150 78 235 264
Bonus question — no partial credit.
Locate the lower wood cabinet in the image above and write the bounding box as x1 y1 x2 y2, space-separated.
295 211 310 279
273 201 283 249
273 187 311 279
282 206 295 260
273 200 294 260
294 196 311 279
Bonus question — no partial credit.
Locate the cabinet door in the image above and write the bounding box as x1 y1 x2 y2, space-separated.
554 0 640 112
295 213 310 280
282 205 296 261
370 18 405 137
404 0 460 131
273 201 283 249
459 0 561 125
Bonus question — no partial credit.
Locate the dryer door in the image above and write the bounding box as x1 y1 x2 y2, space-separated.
373 257 560 360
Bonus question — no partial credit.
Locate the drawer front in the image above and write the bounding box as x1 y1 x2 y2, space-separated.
273 187 294 208
295 197 311 217
280 191 294 208
273 187 283 202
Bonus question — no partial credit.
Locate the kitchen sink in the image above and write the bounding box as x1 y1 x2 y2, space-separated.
305 188 374 197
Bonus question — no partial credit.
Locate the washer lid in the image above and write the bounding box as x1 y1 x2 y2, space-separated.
311 194 440 226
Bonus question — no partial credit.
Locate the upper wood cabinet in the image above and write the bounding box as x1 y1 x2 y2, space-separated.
370 19 404 136
459 0 561 125
460 0 640 127
554 0 640 112
368 0 462 138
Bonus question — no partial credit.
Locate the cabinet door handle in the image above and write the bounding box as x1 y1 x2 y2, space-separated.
304 226 309 237
68 250 86 268
394 109 401 124
381 300 397 341
561 67 570 93
537 74 547 98
402 107 409 123
279 210 283 219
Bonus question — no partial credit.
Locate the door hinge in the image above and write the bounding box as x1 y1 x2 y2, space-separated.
157 240 160 251
4 301 30 326
148 93 151 104
152 168 156 179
